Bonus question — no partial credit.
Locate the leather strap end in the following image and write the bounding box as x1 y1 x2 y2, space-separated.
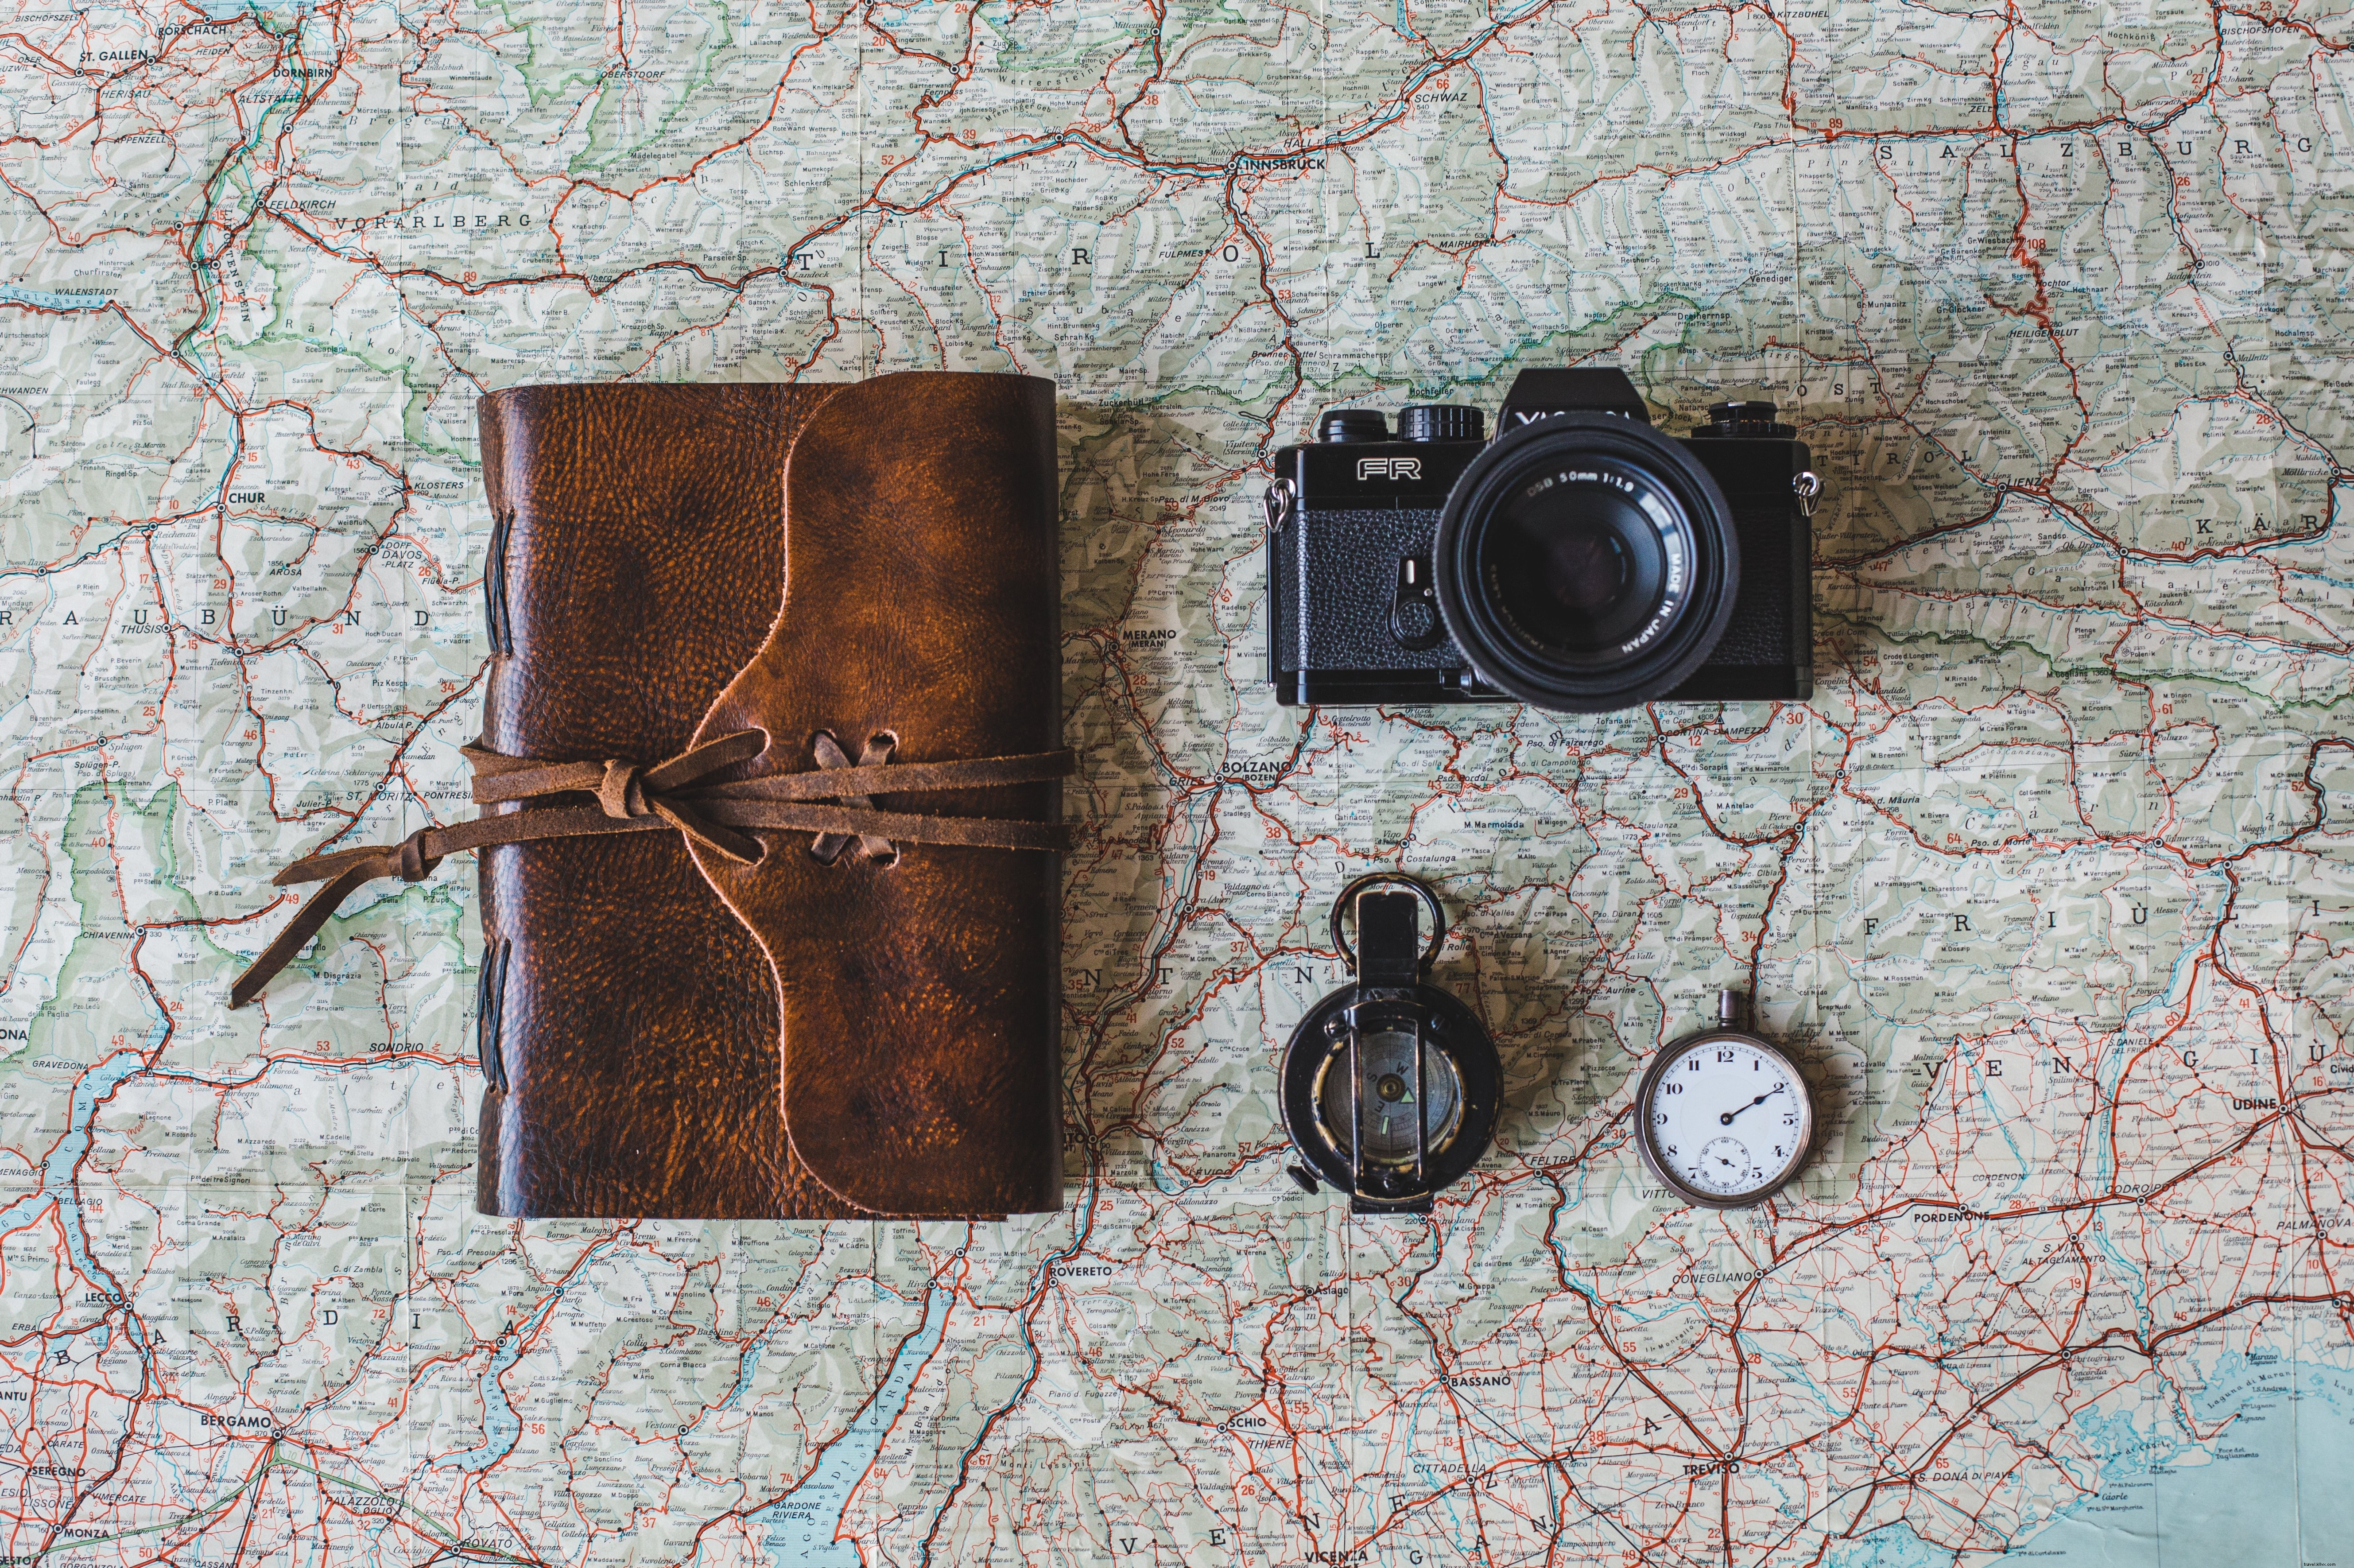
461 740 548 781
652 800 764 866
229 865 372 1009
274 843 390 886
240 734 1060 1005
642 727 769 792
693 821 766 865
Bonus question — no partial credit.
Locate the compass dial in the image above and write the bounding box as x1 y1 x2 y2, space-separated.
1636 1031 1813 1208
1280 982 1501 1212
1314 1029 1466 1166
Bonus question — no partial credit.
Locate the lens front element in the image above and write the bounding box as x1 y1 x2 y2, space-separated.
1434 413 1739 711
1489 468 1680 656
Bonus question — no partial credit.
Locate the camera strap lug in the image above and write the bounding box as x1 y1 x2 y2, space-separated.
1457 666 1502 699
1792 470 1823 517
1262 477 1296 534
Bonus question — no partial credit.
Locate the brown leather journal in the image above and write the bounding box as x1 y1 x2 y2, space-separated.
231 373 1067 1220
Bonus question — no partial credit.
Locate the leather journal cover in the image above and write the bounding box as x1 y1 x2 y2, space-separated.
230 373 1068 1221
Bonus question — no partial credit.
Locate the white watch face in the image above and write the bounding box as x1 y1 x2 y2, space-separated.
1641 1035 1811 1205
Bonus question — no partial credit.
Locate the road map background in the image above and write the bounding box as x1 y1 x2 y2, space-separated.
4 0 2354 1564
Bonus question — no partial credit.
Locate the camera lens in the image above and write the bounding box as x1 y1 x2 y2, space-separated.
1433 413 1739 711
1489 481 1668 652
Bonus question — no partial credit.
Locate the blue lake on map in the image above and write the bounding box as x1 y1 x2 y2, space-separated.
0 285 105 310
748 1287 947 1568
441 1246 613 1475
0 1047 156 1357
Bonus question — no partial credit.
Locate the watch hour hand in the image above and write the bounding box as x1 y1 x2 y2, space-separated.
1720 1087 1778 1126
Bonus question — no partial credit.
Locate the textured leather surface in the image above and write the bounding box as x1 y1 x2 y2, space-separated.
475 374 1064 1219
476 382 856 1219
690 373 1064 1216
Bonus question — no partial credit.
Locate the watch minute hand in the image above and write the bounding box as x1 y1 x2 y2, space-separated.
1719 1088 1777 1126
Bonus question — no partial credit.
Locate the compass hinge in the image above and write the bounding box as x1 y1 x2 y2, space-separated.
1354 889 1423 986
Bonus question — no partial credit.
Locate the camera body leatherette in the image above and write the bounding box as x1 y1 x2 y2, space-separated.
473 373 1064 1219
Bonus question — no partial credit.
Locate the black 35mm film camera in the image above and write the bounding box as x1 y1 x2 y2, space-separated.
1264 367 1822 713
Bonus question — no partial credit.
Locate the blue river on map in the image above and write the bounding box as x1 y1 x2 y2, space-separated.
1827 1354 2354 1568
745 1287 947 1568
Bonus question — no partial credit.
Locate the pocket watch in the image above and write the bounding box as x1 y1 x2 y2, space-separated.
1634 990 1814 1209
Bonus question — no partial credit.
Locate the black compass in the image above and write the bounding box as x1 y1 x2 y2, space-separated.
1280 873 1501 1214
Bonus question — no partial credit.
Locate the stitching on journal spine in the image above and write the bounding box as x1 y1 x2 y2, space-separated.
484 508 514 655
476 939 510 1092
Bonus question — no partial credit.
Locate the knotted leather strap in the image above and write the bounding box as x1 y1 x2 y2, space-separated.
228 730 1072 1009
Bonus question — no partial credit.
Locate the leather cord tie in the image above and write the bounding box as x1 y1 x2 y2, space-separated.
809 730 898 866
228 729 1073 1009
